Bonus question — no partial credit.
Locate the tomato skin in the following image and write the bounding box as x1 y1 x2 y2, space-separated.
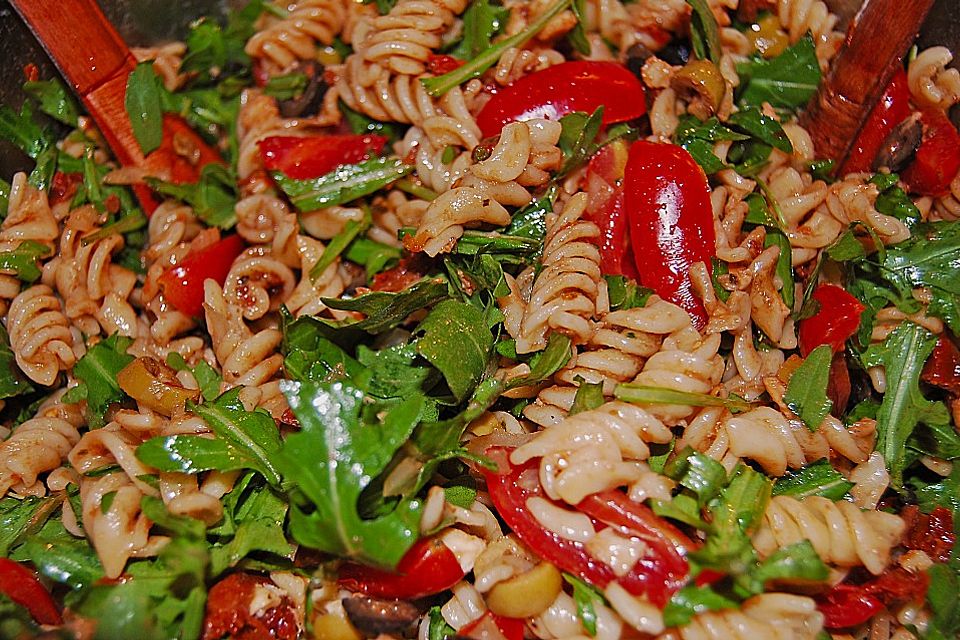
427 54 464 75
817 584 885 629
158 234 246 317
0 558 61 625
142 114 224 186
901 109 960 197
584 142 638 278
922 336 960 394
337 536 465 599
902 506 956 563
258 134 387 180
475 62 647 137
623 140 715 328
797 284 866 356
841 69 912 175
460 612 525 640
481 446 690 608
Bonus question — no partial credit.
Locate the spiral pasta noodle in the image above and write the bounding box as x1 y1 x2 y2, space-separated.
245 0 347 75
132 41 188 91
0 416 80 497
222 247 297 321
6 284 76 386
776 0 843 68
753 495 905 575
907 46 960 111
658 593 824 640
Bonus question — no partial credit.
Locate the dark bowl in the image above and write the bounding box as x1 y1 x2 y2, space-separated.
1 0 957 178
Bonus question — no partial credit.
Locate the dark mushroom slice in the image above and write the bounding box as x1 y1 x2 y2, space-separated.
799 0 935 169
872 112 923 173
342 596 420 636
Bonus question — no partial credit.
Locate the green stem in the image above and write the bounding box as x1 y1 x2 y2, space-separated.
421 0 574 97
395 178 439 202
81 211 147 246
615 384 752 413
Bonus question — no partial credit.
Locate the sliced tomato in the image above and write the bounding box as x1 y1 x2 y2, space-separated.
902 505 956 563
817 584 885 629
584 141 637 278
337 536 465 600
841 69 912 175
0 558 61 625
258 134 387 180
481 446 690 608
797 284 866 356
623 140 715 328
475 62 647 137
427 54 465 75
459 612 524 640
901 108 960 197
922 336 960 394
158 234 246 317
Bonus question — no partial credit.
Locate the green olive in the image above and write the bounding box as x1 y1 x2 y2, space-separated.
672 59 726 116
747 14 790 59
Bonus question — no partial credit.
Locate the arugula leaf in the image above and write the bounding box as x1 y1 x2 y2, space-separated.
686 0 721 63
826 228 867 262
663 449 728 507
0 240 51 284
558 108 605 177
125 62 164 154
0 493 60 556
0 179 9 221
310 210 370 281
783 345 833 430
927 563 960 640
263 72 308 100
745 540 829 592
504 186 557 241
417 300 494 402
147 163 238 229
189 388 283 486
277 380 425 568
344 237 401 278
871 322 944 488
564 574 605 636
322 277 450 333
570 381 604 415
615 384 752 413
23 78 80 126
736 35 821 111
13 517 103 589
912 465 960 514
773 459 854 500
282 315 371 386
0 101 54 160
427 606 455 640
137 433 265 477
209 485 292 575
448 0 509 60
870 173 920 226
273 156 413 211
73 334 135 426
663 584 737 627
605 275 652 310
340 101 406 142
358 342 440 400
421 0 573 96
0 324 34 401
727 108 793 153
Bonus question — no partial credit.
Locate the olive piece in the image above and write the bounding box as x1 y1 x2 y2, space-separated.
671 59 726 117
278 61 327 118
658 39 691 66
746 13 790 59
341 596 419 636
625 43 654 77
873 113 923 173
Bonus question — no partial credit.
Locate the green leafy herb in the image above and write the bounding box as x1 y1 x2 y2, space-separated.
417 300 494 402
23 78 80 126
448 0 509 60
736 35 821 111
125 62 164 154
73 334 135 425
0 324 34 401
727 108 793 153
282 314 370 384
557 108 605 177
912 465 960 514
340 100 406 142
605 275 652 311
826 228 867 262
873 322 945 488
344 237 401 278
147 163 238 228
743 540 829 593
927 563 960 640
0 101 54 160
208 484 292 575
615 384 752 413
570 381 604 415
0 179 9 221
870 173 920 226
686 0 721 63
773 459 854 500
0 493 60 556
421 0 573 96
443 481 478 509
263 72 308 100
310 210 370 281
566 0 591 55
14 517 104 589
322 277 449 333
504 186 557 241
783 345 833 430
427 606 455 640
663 584 736 627
277 380 425 568
274 156 413 211
0 240 50 284
564 574 605 636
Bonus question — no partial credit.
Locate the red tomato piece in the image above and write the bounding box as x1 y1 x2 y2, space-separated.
158 234 246 317
337 536 465 599
901 108 960 197
49 171 82 206
0 558 61 625
922 336 960 394
460 612 525 640
797 284 866 356
902 505 956 563
817 584 885 629
481 446 690 608
623 140 716 328
475 62 646 137
142 114 224 186
427 54 465 75
841 69 912 175
203 573 299 640
258 134 388 180
584 142 637 278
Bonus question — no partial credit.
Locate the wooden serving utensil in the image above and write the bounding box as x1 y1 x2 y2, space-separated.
800 0 935 167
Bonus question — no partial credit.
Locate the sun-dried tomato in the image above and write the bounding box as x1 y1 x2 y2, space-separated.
427 54 464 75
49 172 82 207
371 255 431 292
203 573 299 640
902 505 956 563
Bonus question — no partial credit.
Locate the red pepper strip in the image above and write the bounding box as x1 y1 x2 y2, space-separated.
258 134 388 180
623 140 716 328
797 284 866 357
158 234 246 317
584 141 637 278
142 114 225 186
482 446 690 609
337 536 465 600
922 336 960 394
841 69 912 175
0 558 61 625
817 584 885 629
475 61 647 138
901 108 960 197
459 612 525 640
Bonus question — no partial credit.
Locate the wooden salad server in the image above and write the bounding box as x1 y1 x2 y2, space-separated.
800 0 936 167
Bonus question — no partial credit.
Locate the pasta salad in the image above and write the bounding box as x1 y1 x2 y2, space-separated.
0 0 958 638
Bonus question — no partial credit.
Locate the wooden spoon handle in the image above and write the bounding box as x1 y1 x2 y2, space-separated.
8 0 144 167
800 0 935 166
